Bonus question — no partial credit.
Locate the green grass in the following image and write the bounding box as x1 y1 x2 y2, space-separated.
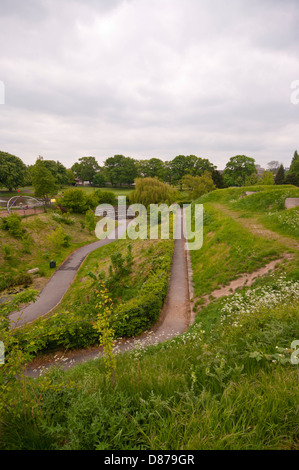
0 210 100 294
198 184 299 208
57 186 133 200
0 184 299 450
231 187 299 213
260 207 299 239
14 236 174 355
0 186 35 198
189 202 284 299
1 272 297 450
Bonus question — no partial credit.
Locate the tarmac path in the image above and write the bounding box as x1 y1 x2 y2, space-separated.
9 220 128 329
24 209 191 377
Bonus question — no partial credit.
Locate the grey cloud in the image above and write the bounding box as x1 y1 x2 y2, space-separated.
0 0 298 169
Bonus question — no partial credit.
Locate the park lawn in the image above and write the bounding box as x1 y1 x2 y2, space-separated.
0 186 35 198
57 186 134 200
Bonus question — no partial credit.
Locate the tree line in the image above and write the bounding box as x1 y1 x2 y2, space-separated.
0 150 298 195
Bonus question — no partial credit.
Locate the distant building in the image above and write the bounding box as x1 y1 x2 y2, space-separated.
74 178 90 186
255 164 265 177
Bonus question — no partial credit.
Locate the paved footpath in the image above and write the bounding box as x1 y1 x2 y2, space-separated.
24 209 191 377
9 220 128 329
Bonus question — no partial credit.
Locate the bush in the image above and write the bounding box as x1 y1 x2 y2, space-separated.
48 227 71 249
112 269 170 337
2 244 13 260
84 209 96 234
0 272 33 292
58 188 88 213
21 233 33 254
1 214 25 238
94 190 117 206
111 246 173 337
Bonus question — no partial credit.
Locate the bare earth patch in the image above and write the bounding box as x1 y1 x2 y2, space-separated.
214 203 299 251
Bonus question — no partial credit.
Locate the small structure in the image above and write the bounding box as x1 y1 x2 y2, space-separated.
285 198 299 209
7 195 43 214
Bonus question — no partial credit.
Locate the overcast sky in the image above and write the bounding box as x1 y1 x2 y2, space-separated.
0 0 298 170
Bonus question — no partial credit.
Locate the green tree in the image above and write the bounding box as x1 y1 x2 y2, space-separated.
72 156 100 183
285 150 299 186
211 169 225 188
223 155 257 187
129 177 179 207
261 170 274 185
137 158 167 181
169 155 190 189
191 156 216 176
59 188 96 213
274 164 285 185
85 209 97 234
66 169 76 185
93 169 107 187
181 172 216 199
30 159 58 203
170 155 215 189
104 155 137 186
0 151 27 191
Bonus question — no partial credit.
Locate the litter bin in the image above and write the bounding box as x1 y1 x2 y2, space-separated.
50 260 56 269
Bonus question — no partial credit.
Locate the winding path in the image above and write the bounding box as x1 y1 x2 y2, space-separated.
24 209 191 377
22 202 296 378
9 220 129 328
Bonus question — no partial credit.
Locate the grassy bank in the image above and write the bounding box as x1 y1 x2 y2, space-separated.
0 211 99 295
0 185 298 450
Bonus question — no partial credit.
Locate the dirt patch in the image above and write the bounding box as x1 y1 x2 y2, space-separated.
285 198 299 209
214 203 299 250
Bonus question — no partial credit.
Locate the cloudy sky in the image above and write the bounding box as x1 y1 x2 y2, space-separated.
0 0 298 170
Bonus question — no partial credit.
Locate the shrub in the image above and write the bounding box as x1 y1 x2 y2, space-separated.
21 233 33 254
84 209 97 234
1 214 25 238
58 188 88 213
2 244 13 260
48 227 71 249
0 272 33 292
112 268 170 337
94 190 117 206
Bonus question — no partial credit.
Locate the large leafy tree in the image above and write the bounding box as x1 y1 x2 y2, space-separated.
93 169 106 187
223 155 257 187
137 158 167 181
40 158 68 185
104 155 137 186
169 155 190 188
170 155 216 189
182 171 216 199
72 156 100 183
0 151 27 191
30 158 58 202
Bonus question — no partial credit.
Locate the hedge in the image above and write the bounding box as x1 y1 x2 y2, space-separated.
11 242 174 356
